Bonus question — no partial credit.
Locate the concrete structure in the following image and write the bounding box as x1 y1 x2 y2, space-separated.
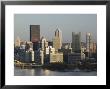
34 49 41 64
86 33 92 58
58 48 72 64
15 36 21 47
40 50 44 65
30 25 40 42
91 42 97 53
50 52 63 63
33 41 41 51
46 46 55 54
25 41 33 51
72 32 81 53
53 28 62 51
24 50 34 63
41 37 48 51
68 53 81 64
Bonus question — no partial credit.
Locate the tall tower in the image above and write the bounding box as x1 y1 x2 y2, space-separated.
72 32 81 53
30 25 40 42
86 33 92 58
53 27 62 51
41 36 48 51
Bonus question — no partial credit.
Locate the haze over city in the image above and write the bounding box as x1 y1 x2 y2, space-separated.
14 14 97 43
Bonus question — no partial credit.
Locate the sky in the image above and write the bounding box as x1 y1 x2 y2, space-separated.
14 14 97 43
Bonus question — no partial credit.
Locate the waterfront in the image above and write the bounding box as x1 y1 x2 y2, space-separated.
14 67 97 76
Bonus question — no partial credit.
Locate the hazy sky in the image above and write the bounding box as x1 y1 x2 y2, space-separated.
14 14 97 43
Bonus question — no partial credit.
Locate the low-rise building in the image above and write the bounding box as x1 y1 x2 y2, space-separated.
50 52 63 63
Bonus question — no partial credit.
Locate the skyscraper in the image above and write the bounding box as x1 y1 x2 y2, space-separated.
72 32 81 53
30 25 40 42
53 27 62 51
41 36 48 51
86 33 92 58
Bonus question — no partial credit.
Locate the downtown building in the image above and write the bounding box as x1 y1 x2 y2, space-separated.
71 32 81 53
15 36 21 47
30 25 40 51
67 32 85 64
53 28 62 51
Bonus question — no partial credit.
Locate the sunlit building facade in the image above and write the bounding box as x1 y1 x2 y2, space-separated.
15 36 21 47
53 28 62 51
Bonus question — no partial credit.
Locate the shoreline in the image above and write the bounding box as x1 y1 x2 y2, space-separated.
14 62 97 72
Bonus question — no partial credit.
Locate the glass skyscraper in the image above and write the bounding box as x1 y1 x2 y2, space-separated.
30 25 40 42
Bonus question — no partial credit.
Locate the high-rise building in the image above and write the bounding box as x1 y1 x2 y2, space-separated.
72 32 81 53
53 28 62 51
41 36 48 51
40 50 44 65
30 25 40 42
86 33 92 58
91 42 97 54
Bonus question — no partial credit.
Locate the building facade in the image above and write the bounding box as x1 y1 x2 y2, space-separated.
72 32 81 53
50 52 63 63
86 33 92 58
15 37 21 47
68 53 81 64
30 25 40 42
53 28 62 51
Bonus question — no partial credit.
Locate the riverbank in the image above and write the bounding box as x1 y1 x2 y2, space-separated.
42 63 97 72
14 61 97 72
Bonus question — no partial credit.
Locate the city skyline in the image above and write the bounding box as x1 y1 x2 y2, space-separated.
14 23 97 76
14 14 97 43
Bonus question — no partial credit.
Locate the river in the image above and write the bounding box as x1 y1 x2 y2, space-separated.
14 67 97 76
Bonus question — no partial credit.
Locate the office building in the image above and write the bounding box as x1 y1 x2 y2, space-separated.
91 42 97 53
41 36 48 51
53 28 62 51
68 53 81 64
34 49 41 64
58 48 72 64
50 52 63 63
40 50 44 65
25 50 34 63
86 33 92 58
30 25 40 42
72 32 81 53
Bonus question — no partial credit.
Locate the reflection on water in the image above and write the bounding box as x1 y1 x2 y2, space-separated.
44 69 50 76
14 67 97 76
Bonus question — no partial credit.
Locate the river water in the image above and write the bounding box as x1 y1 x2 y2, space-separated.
14 67 97 76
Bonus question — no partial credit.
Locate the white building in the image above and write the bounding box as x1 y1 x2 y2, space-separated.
41 36 48 50
40 50 44 65
45 46 55 54
50 52 63 63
